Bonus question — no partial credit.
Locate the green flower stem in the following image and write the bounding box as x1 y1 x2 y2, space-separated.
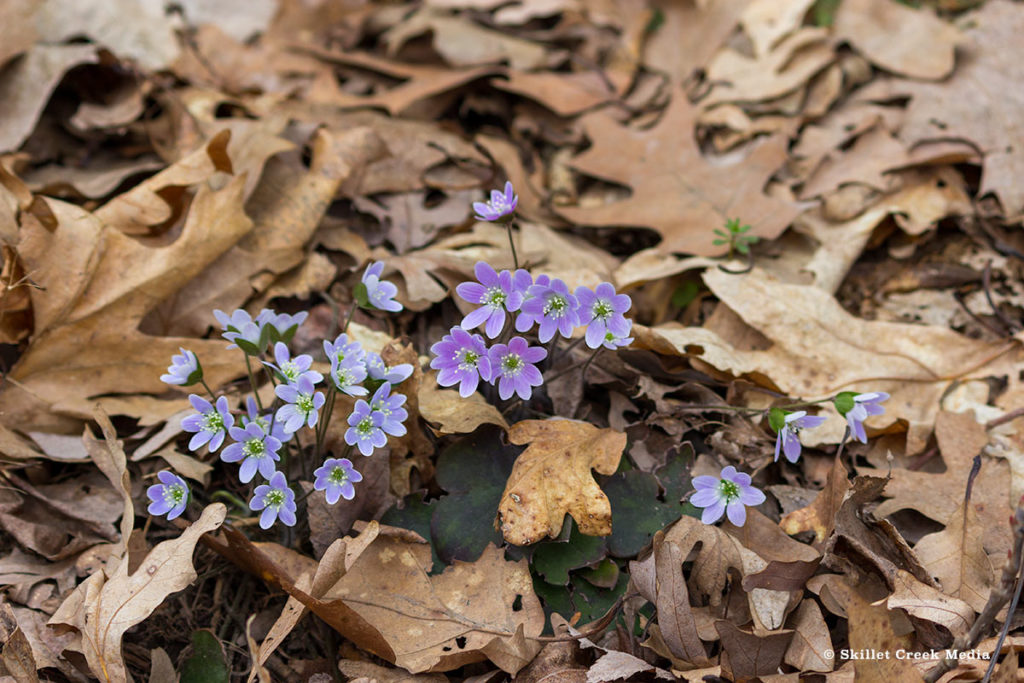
834 425 851 465
199 378 218 401
544 346 601 383
506 219 520 270
211 490 250 514
316 388 338 459
554 335 586 363
244 356 264 412
341 301 358 334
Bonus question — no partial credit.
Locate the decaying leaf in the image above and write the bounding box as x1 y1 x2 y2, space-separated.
418 373 509 435
913 500 995 613
837 581 924 681
780 455 850 542
498 419 626 545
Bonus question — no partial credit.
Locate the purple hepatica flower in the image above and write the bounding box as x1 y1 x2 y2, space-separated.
250 471 297 529
243 396 291 444
314 458 363 504
213 309 268 355
489 336 546 400
221 422 282 484
845 392 890 443
274 375 326 434
690 466 765 527
257 309 308 345
519 277 582 343
365 352 413 385
147 471 189 520
774 411 826 463
264 342 323 386
515 274 548 332
600 326 634 350
369 382 408 437
456 262 531 338
324 334 369 396
576 283 633 350
430 327 492 398
361 261 403 313
345 400 387 456
161 347 202 386
474 181 518 223
181 395 233 452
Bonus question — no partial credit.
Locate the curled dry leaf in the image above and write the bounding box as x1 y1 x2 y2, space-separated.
418 370 509 435
498 419 625 545
913 500 994 613
886 569 973 635
49 503 227 683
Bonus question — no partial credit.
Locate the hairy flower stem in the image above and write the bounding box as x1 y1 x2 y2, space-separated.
211 490 250 514
244 356 264 411
199 378 218 401
554 335 586 364
834 426 851 467
544 347 601 383
341 301 358 335
507 220 520 270
316 389 338 459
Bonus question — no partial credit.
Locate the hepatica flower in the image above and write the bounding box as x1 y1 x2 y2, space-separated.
243 397 291 444
430 327 492 397
519 277 581 343
314 458 363 504
345 401 387 456
365 352 413 385
250 471 296 529
265 342 323 386
324 334 368 395
213 308 268 355
691 466 765 527
221 422 282 484
360 261 403 312
275 375 325 434
600 327 634 350
147 471 189 520
577 283 632 349
161 348 202 386
181 395 233 452
772 410 826 463
474 181 518 223
489 336 546 400
457 262 531 338
257 309 308 345
835 391 890 443
369 382 408 437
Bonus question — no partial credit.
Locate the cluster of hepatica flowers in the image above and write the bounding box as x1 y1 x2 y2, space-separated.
691 392 890 527
148 262 406 529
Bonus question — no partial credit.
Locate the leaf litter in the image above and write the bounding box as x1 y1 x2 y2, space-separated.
1 0 1024 681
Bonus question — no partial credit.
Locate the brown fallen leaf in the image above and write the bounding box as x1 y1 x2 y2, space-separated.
835 581 924 681
784 599 833 673
418 371 509 435
642 0 749 82
0 602 38 682
913 500 994 613
557 88 800 257
715 620 794 681
48 503 226 683
780 455 850 542
492 70 615 117
632 268 1022 453
498 419 625 545
886 569 973 635
835 0 961 80
899 0 1024 216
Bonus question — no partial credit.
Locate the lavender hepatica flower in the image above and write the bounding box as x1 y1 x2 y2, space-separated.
600 326 634 350
274 375 326 434
369 382 408 437
257 309 308 345
365 352 413 385
250 471 297 529
488 336 546 400
773 410 826 463
839 392 890 443
221 422 282 484
147 471 190 520
690 466 765 526
515 274 548 333
576 283 633 350
519 277 582 343
161 348 202 386
345 400 387 456
456 262 530 338
264 342 323 386
473 181 518 223
314 458 363 504
324 334 369 396
181 394 234 452
243 396 291 444
430 327 492 398
360 261 403 312
213 308 268 355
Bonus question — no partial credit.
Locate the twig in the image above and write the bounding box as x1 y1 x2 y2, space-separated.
986 407 1024 431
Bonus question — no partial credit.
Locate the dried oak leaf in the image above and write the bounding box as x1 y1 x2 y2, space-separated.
831 580 924 682
913 500 994 613
557 88 799 256
498 419 625 546
418 370 509 435
899 0 1024 216
48 504 226 683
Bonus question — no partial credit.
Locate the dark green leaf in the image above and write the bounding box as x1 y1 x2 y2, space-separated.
532 518 607 586
180 630 229 683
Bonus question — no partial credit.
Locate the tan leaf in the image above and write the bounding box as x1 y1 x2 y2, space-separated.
835 0 961 80
833 581 923 681
642 0 749 82
715 620 794 681
51 504 226 683
784 599 833 673
886 569 974 634
632 268 1022 453
418 371 508 435
914 501 994 613
780 455 850 542
557 89 799 257
900 0 1024 216
498 419 625 545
